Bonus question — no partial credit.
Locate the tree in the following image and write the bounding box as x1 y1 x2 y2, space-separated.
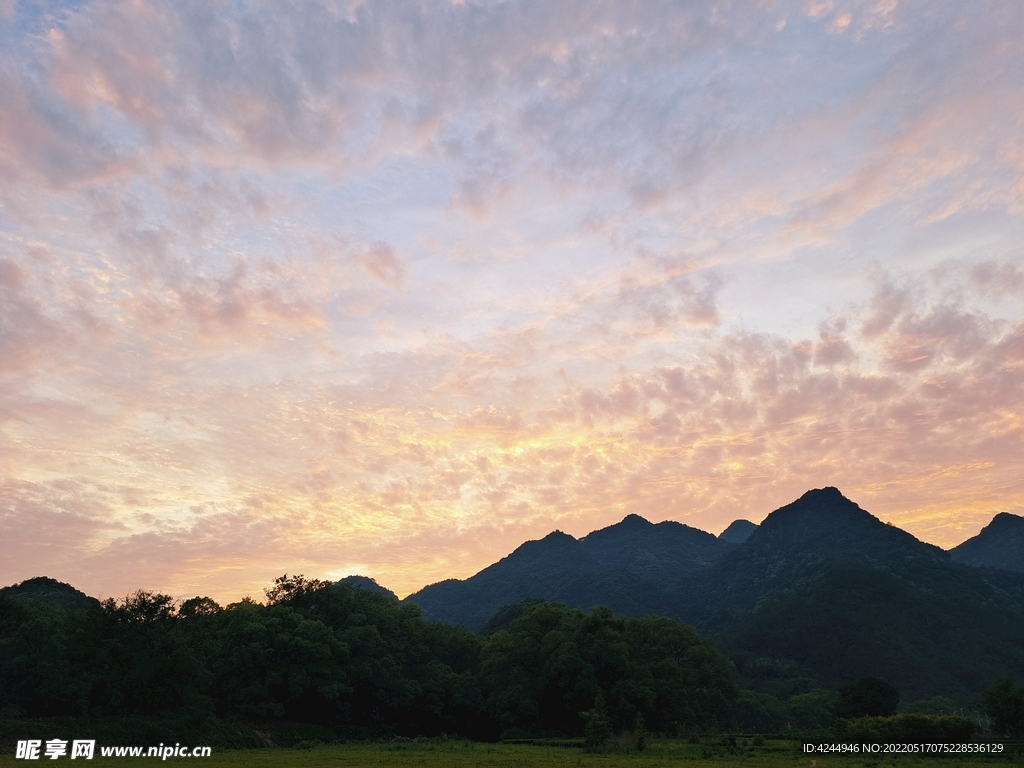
836 677 900 719
178 596 222 618
264 574 328 605
581 691 612 752
480 603 735 738
978 678 1024 740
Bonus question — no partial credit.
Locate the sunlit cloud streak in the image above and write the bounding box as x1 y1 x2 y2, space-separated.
0 0 1021 600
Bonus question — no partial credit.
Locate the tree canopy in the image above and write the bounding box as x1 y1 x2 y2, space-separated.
0 578 735 740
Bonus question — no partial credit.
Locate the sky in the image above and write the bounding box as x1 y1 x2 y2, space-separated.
1 0 1022 603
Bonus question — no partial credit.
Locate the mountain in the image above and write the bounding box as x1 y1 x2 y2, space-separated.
337 575 398 599
677 489 1024 700
0 576 99 611
949 512 1024 573
405 530 657 631
579 513 732 577
719 519 757 543
407 487 1024 701
405 513 733 630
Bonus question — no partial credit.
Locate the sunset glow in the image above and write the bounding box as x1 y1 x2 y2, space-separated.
1 0 1022 602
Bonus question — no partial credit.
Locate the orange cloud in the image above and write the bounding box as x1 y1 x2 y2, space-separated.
1 0 1021 603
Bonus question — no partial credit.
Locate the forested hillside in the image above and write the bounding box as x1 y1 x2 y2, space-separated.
0 576 735 741
406 488 1024 702
951 512 1024 573
5 489 1024 743
407 514 733 630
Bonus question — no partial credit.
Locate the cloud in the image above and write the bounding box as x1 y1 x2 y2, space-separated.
3 273 1022 599
356 243 406 289
0 478 127 586
0 0 1021 601
0 258 55 374
0 57 132 191
970 260 1024 299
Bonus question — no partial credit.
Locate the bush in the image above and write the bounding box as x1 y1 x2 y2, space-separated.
835 713 975 743
977 678 1024 740
787 689 836 729
836 677 899 718
901 696 956 715
731 690 786 733
581 693 612 752
633 713 646 752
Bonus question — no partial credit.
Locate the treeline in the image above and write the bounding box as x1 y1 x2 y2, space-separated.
0 577 734 740
3 576 1022 745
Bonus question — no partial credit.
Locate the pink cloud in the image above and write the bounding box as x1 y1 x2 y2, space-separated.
0 0 1021 602
356 243 406 289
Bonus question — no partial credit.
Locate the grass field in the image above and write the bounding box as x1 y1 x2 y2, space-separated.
1 738 1020 767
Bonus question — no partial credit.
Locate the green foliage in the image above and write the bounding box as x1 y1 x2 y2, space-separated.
178 596 223 618
0 581 487 737
0 714 282 752
728 687 838 733
976 677 1024 739
580 692 612 752
834 713 975 743
632 712 647 751
786 689 837 730
731 690 786 733
264 574 329 606
479 598 544 636
0 577 99 612
1 580 734 742
0 596 82 717
480 603 735 739
836 677 900 718
902 695 957 715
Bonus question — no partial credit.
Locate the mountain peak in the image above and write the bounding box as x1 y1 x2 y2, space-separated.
950 512 1024 573
0 577 99 612
719 519 757 544
337 575 398 600
506 530 582 563
763 486 866 526
542 529 577 543
620 513 653 527
749 487 940 563
798 486 847 503
988 512 1024 531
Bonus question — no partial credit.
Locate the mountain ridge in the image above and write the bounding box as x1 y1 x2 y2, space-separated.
402 487 1024 700
6 491 1024 701
950 512 1024 573
0 576 100 612
719 519 757 543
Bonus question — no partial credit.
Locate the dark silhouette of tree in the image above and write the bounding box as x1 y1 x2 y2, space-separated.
836 677 900 718
978 678 1024 739
1 581 735 741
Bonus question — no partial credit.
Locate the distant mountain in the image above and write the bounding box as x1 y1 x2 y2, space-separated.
407 487 1024 701
405 530 657 631
0 576 99 611
950 512 1024 573
679 488 1024 700
337 575 398 599
405 513 734 630
579 513 732 577
719 519 757 543
479 597 545 635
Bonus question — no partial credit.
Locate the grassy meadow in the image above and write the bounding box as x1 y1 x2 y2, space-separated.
1 738 1019 767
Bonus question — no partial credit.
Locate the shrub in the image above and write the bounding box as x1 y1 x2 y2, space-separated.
835 713 975 743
